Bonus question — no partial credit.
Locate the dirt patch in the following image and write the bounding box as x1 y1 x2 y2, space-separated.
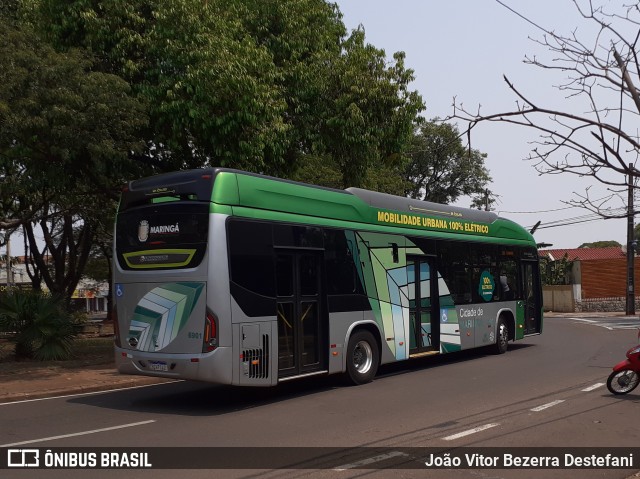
0 335 115 377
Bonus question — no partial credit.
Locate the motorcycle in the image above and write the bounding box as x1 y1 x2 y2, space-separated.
606 329 640 395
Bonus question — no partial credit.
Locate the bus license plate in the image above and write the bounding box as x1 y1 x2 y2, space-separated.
148 361 168 372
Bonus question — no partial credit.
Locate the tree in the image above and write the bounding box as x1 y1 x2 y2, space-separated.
0 20 147 300
322 28 424 188
291 119 493 204
5 0 425 303
292 153 412 196
578 240 621 248
403 121 492 205
0 290 79 360
449 1 640 314
540 253 574 286
237 0 347 177
38 0 294 174
37 0 425 186
451 1 640 215
81 208 115 319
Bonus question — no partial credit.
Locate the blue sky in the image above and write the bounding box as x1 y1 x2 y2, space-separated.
335 0 633 249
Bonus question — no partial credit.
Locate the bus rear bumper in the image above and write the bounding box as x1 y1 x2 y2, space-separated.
115 346 232 385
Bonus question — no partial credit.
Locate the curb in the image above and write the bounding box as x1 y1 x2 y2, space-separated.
545 312 640 320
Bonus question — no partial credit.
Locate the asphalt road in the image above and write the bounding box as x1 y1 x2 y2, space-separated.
1 316 639 479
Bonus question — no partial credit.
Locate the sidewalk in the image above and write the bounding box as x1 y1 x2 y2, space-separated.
545 310 640 319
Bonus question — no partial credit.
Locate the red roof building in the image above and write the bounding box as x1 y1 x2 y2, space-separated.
540 246 626 262
540 246 639 302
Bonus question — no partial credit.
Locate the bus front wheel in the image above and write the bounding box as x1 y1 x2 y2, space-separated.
345 330 379 385
494 318 509 354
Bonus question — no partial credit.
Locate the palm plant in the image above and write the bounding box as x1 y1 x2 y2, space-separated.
0 290 79 360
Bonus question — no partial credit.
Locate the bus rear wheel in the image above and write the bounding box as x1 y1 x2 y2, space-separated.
345 330 379 385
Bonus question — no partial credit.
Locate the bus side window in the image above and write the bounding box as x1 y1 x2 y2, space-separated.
323 230 362 295
228 219 276 298
451 270 472 303
437 243 473 304
499 250 518 301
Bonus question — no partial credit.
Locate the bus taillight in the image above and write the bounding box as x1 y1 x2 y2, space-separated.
203 310 218 352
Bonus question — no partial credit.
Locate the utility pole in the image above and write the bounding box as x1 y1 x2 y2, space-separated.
614 48 639 315
626 163 635 315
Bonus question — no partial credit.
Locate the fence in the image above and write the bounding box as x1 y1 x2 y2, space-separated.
543 285 640 312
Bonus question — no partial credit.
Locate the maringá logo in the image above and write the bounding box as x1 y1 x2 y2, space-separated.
137 220 149 243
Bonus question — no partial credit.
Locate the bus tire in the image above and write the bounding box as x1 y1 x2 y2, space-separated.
345 330 379 385
494 318 509 354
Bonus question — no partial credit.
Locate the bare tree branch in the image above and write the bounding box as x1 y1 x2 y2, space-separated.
448 1 640 219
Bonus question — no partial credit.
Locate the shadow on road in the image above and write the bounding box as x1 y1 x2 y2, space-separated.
69 342 538 416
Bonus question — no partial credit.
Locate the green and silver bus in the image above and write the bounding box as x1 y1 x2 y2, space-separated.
113 168 542 386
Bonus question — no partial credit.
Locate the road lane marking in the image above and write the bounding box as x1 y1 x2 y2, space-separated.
442 423 500 441
569 317 639 331
0 420 156 447
334 451 409 471
0 382 180 406
582 383 605 392
530 399 565 412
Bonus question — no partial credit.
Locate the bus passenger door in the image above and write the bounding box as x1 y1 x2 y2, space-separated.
408 257 439 355
522 261 542 335
276 252 326 378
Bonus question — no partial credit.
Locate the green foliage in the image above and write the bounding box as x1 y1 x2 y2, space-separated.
35 0 424 183
36 0 153 81
362 165 410 196
0 291 80 360
323 29 424 187
35 0 308 173
292 153 409 196
291 155 344 189
404 121 491 204
577 241 621 248
0 18 148 299
469 189 498 211
633 222 640 241
0 0 20 22
3 0 429 298
0 21 148 197
231 0 346 177
83 239 112 284
540 254 574 286
292 119 491 201
142 1 290 172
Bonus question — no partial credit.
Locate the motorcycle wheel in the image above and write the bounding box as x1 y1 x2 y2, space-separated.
606 369 640 395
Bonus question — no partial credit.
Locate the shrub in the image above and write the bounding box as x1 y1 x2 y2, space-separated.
0 290 80 360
